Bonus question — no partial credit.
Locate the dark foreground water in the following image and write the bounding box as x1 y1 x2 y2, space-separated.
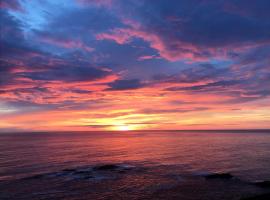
1 130 270 200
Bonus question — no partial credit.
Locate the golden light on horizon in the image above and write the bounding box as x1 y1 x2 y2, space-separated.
115 125 131 131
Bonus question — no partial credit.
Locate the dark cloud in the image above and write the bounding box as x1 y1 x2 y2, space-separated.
153 64 227 83
140 107 209 114
96 0 270 61
166 80 243 92
0 10 50 65
141 0 270 47
234 45 270 66
106 79 145 90
153 60 270 104
49 6 120 33
0 10 23 41
165 70 270 103
11 87 49 94
0 0 22 11
225 0 270 18
0 60 14 73
69 89 92 94
0 100 58 117
0 9 114 108
0 10 113 86
21 65 111 82
0 10 28 60
32 5 123 53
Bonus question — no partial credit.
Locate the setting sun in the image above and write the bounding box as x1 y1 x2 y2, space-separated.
1 1 270 200
116 125 131 131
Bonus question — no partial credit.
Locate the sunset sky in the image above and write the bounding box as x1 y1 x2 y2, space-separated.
0 0 270 132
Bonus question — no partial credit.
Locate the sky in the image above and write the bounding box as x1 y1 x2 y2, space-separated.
0 0 270 132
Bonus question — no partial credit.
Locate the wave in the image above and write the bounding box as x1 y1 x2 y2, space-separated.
24 163 137 181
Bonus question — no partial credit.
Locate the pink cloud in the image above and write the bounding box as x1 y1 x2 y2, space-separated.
76 0 113 8
0 0 23 11
137 55 160 61
96 29 131 44
40 37 94 52
96 16 268 62
96 27 207 62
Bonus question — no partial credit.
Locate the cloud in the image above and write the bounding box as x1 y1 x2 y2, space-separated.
224 0 270 18
140 107 209 114
0 9 117 108
21 65 111 82
166 80 243 92
163 66 270 103
96 27 206 61
0 0 22 11
76 0 113 8
1 0 270 130
153 64 227 83
106 79 145 90
0 10 22 35
39 35 94 52
95 0 270 61
137 55 160 61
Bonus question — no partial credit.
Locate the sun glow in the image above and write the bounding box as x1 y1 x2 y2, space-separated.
116 125 131 131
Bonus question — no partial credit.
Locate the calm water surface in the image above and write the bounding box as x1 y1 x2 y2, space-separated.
1 131 270 200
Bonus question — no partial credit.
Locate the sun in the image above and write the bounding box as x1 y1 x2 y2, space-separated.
116 125 131 131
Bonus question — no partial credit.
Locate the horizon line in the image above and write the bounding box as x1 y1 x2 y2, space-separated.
1 129 270 134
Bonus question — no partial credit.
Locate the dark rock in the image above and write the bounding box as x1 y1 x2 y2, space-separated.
26 174 44 179
205 173 233 179
75 170 91 175
252 181 270 188
23 174 46 180
93 164 119 171
62 168 76 173
80 175 94 179
240 193 270 200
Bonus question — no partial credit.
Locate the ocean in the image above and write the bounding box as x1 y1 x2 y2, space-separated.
1 130 270 200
